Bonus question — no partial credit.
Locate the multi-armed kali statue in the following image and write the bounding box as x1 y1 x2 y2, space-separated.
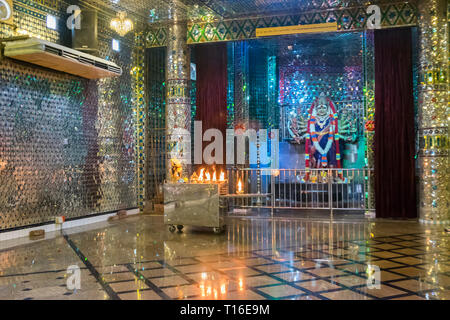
288 92 358 182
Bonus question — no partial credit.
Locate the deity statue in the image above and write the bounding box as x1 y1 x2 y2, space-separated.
288 93 358 170
169 158 183 183
305 93 341 168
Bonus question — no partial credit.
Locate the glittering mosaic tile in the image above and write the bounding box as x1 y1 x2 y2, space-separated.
0 56 136 230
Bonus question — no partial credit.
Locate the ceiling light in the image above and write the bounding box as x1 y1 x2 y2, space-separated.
112 39 120 52
46 15 57 30
110 11 134 37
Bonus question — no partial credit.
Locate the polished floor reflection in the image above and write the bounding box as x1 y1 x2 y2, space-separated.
0 215 449 300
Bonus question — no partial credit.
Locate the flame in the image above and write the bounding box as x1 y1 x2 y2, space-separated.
192 168 226 184
198 168 205 182
237 179 243 193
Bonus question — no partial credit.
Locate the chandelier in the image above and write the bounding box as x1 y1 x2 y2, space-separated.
110 11 134 36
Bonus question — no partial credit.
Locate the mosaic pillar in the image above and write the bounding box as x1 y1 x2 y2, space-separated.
232 42 250 169
267 55 279 130
166 3 191 180
233 42 250 131
363 30 376 212
417 0 449 224
132 32 147 211
226 43 235 129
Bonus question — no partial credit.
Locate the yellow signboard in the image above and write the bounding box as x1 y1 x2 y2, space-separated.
256 22 338 37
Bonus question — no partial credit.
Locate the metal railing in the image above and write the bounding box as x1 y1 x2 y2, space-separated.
223 168 374 215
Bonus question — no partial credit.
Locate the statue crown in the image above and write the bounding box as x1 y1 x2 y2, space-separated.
318 92 327 105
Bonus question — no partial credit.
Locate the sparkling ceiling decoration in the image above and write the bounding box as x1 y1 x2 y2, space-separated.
77 0 415 25
110 11 134 36
81 0 220 24
188 0 358 19
142 1 417 47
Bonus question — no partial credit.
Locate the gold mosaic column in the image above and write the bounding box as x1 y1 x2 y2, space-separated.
166 2 191 180
132 31 147 211
363 30 376 213
417 0 449 224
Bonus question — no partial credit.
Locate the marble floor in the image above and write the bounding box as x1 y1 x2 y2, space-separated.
0 215 448 300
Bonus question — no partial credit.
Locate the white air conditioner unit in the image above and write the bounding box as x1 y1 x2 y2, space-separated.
2 37 122 79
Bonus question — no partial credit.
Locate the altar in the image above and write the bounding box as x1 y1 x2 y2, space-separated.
164 183 227 234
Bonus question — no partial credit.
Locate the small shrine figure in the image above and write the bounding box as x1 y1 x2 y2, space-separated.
170 158 183 183
190 171 199 183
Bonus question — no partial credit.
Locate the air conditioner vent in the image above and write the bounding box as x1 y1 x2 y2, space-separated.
78 56 95 66
44 45 61 56
2 37 122 79
60 50 79 61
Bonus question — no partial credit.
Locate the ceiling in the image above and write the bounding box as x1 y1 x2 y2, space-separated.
81 0 400 25
186 0 364 19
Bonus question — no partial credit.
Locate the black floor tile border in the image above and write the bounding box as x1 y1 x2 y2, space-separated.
3 229 447 301
302 238 447 300
107 279 139 284
156 260 198 286
62 232 120 300
125 263 171 299
75 229 445 301
114 288 155 296
248 241 443 300
185 256 276 300
245 256 350 300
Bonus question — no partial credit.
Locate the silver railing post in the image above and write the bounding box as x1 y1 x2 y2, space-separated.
328 169 333 218
271 170 275 218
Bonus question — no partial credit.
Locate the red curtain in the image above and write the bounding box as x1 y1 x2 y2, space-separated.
194 43 228 171
374 28 417 218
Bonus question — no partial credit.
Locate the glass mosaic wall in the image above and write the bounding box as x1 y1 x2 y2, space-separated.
0 0 137 230
145 47 166 202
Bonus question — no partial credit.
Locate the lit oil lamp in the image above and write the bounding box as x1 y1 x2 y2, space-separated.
198 168 205 183
190 168 227 185
237 179 243 194
190 171 198 183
